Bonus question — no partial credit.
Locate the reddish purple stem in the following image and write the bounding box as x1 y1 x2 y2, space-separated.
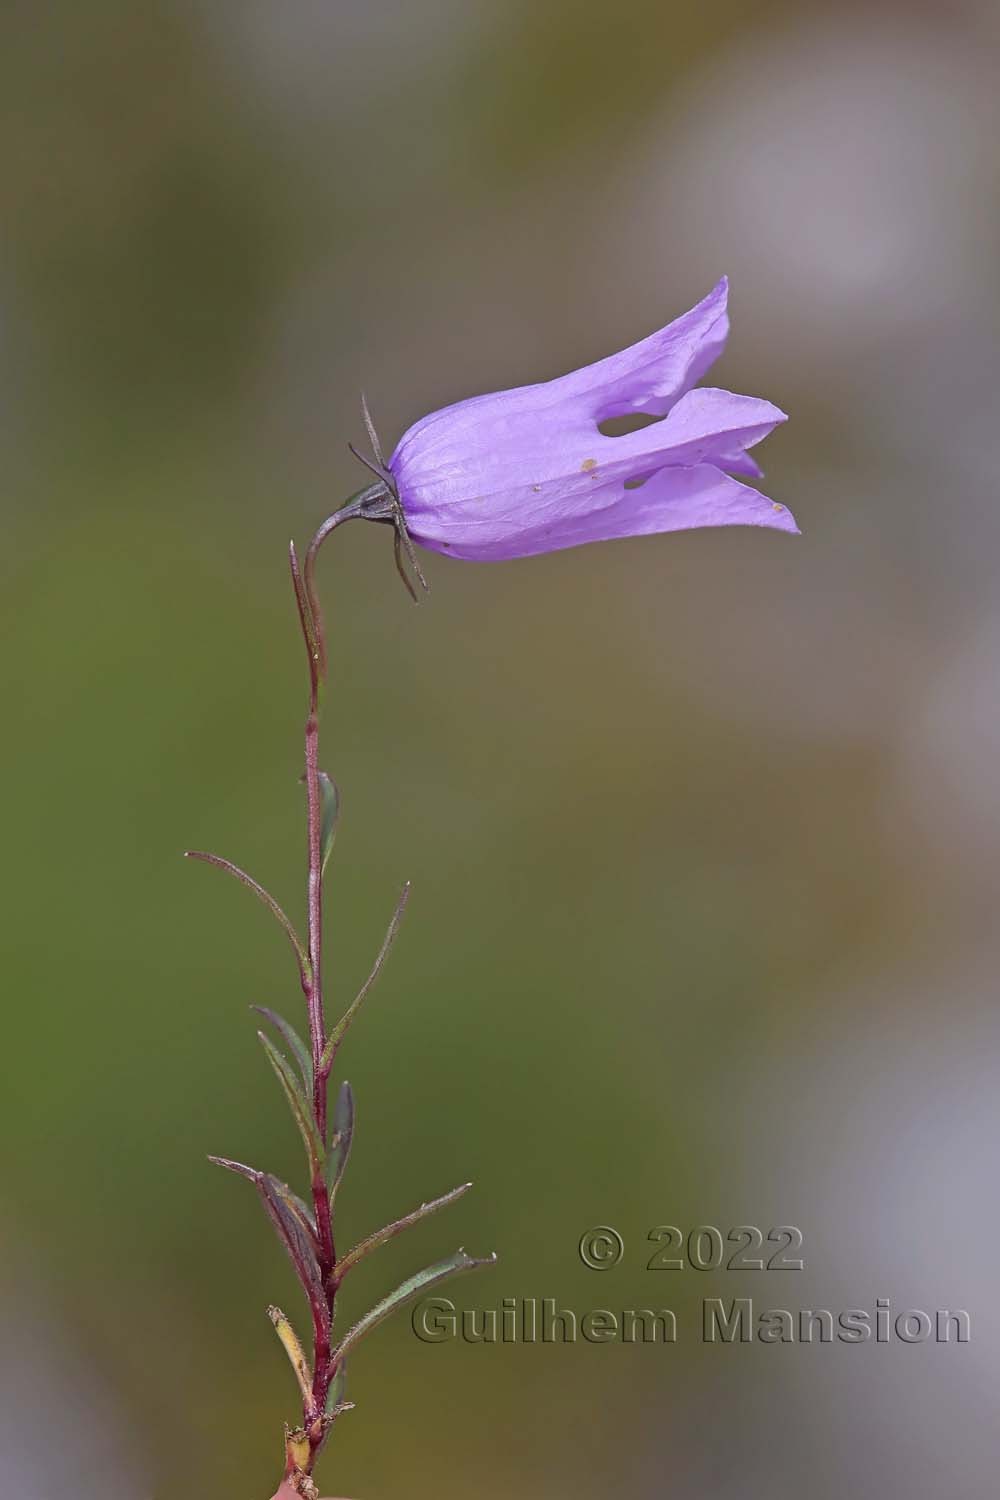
288 506 362 1465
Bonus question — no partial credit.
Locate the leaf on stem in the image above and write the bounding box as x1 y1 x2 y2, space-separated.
332 1247 497 1369
209 1160 328 1335
184 851 310 991
334 1182 474 1283
289 539 321 684
283 1425 312 1481
259 1173 330 1339
252 1006 313 1093
320 885 410 1073
324 1358 348 1416
268 1304 313 1407
318 771 340 877
210 1156 315 1241
325 1080 354 1196
258 1031 326 1173
207 1153 260 1182
271 1175 318 1242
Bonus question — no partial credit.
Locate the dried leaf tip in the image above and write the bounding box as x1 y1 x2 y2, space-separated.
207 1154 261 1182
268 1304 313 1407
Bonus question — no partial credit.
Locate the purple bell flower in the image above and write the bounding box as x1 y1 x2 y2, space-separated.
386 278 795 563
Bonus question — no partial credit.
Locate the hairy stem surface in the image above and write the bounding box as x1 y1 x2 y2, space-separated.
292 506 360 1467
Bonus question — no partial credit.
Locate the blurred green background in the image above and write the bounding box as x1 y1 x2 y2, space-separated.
2 3 999 1497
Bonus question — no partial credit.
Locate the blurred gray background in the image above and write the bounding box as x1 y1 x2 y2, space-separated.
2 2 999 1497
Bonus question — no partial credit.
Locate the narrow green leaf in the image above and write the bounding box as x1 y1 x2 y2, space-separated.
271 1175 318 1241
325 1080 355 1195
324 1359 348 1416
333 1247 497 1367
252 1006 313 1092
258 1173 329 1339
319 884 410 1073
208 1157 314 1239
258 1031 324 1172
289 539 321 682
335 1182 474 1283
209 1159 327 1339
207 1154 260 1183
184 851 310 990
318 771 340 877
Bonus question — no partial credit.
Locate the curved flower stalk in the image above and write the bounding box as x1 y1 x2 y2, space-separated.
186 280 793 1498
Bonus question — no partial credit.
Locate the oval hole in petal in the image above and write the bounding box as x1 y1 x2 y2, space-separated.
598 412 665 439
624 471 657 491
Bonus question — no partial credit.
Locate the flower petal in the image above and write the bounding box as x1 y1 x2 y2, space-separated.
599 388 787 477
548 276 732 419
419 465 798 561
396 384 785 542
617 464 798 539
713 449 765 480
390 279 794 564
389 279 731 479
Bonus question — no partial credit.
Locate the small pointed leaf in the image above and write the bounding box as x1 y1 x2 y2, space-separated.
259 1173 330 1339
333 1247 496 1367
320 884 410 1073
325 1080 355 1195
258 1031 324 1173
207 1154 261 1183
271 1175 318 1243
289 539 321 683
210 1160 328 1340
268 1305 313 1406
184 851 309 989
252 1006 313 1092
318 771 340 877
209 1156 314 1240
324 1358 348 1416
335 1182 474 1283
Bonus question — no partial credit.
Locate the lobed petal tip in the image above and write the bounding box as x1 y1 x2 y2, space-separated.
772 506 801 536
698 275 729 312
